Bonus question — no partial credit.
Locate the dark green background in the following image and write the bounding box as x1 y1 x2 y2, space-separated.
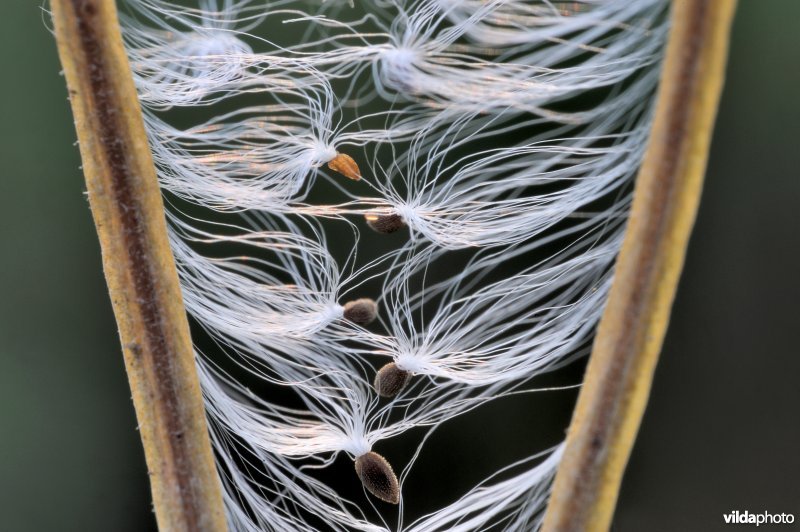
1 1 798 530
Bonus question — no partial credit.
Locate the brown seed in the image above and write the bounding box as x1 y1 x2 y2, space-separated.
327 152 361 181
354 452 400 504
342 298 378 325
374 362 412 398
365 213 406 234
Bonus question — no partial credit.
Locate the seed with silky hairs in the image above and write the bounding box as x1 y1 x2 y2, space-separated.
327 152 361 181
365 212 406 234
354 451 400 504
374 362 412 398
342 298 378 325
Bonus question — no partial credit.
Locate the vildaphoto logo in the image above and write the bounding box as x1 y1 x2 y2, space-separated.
723 510 795 526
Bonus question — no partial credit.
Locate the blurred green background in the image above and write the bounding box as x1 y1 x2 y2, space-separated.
1 1 798 531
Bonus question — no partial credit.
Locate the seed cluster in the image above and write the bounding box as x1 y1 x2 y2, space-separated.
334 157 413 503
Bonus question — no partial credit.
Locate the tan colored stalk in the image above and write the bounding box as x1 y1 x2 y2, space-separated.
51 1 227 530
542 1 737 530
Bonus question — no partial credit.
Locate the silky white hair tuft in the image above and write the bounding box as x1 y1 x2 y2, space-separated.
119 0 669 529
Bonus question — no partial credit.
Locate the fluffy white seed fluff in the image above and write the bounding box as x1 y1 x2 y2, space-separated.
118 0 669 529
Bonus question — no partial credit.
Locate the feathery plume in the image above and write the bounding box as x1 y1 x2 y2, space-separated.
116 0 669 528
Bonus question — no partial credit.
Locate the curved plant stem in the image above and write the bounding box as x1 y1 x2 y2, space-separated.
542 1 737 530
51 1 227 530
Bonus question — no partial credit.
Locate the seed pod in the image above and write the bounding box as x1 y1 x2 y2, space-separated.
365 213 406 234
354 452 400 504
327 152 361 181
342 298 378 325
374 362 412 398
